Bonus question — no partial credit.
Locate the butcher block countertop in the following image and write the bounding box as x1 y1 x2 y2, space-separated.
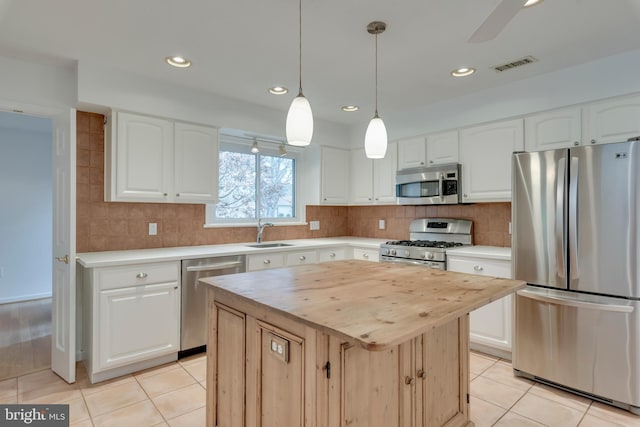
200 259 526 351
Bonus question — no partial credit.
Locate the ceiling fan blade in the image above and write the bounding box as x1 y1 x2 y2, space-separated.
468 0 527 43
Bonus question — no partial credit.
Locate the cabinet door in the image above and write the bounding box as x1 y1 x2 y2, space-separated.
114 112 173 201
350 148 374 204
317 247 347 262
373 142 398 203
447 256 512 354
97 282 179 370
173 122 219 203
524 107 581 151
585 94 640 145
285 250 318 266
215 304 245 427
426 130 459 165
459 119 524 202
321 147 349 204
398 136 427 169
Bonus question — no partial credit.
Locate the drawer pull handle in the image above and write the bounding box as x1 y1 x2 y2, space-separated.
329 252 336 258
404 376 415 385
473 265 483 272
363 253 369 258
417 369 426 379
136 272 148 279
263 259 271 265
299 256 306 261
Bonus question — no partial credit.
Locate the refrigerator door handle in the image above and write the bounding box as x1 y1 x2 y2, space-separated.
556 157 566 280
569 156 579 281
517 289 634 313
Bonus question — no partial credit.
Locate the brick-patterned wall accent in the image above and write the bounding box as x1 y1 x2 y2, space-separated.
76 111 510 252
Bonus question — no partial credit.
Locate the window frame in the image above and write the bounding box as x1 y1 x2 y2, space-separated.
205 135 304 227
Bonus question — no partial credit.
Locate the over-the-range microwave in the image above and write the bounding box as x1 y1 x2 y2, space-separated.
395 163 462 205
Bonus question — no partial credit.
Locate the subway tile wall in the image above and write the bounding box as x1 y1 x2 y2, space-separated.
76 111 511 252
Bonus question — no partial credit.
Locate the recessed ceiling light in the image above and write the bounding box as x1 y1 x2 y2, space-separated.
342 105 359 112
524 0 543 7
268 86 288 95
165 56 192 68
451 67 476 77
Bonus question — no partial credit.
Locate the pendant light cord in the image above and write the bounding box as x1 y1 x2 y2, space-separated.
374 32 379 117
298 0 303 95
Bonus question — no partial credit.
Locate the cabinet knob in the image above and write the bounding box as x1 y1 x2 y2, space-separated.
263 259 271 265
324 198 327 201
591 139 597 144
329 252 336 258
417 369 426 379
375 198 379 201
429 160 434 164
299 255 306 261
368 198 372 201
136 272 148 279
174 286 178 290
420 161 425 165
404 376 415 385
363 253 369 259
463 194 468 198
163 193 168 197
473 265 484 272
573 141 579 146
176 193 180 197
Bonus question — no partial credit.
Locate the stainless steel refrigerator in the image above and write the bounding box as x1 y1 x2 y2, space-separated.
512 139 640 414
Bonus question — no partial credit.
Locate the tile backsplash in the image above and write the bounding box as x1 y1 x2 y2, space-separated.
76 111 511 252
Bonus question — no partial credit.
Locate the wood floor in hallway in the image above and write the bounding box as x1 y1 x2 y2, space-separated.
0 298 51 381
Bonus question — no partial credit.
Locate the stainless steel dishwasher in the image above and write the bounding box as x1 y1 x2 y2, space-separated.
180 255 246 355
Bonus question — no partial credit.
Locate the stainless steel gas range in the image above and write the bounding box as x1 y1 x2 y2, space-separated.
379 218 473 269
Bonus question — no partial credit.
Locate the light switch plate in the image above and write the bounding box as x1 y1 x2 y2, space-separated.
148 223 157 236
309 221 320 231
379 219 386 230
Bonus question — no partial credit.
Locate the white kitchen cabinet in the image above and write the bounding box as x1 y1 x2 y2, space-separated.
459 119 524 202
584 94 640 145
320 146 349 205
349 143 398 204
285 250 318 266
247 252 286 271
426 130 459 165
351 247 380 262
317 247 347 262
81 261 180 383
446 247 512 359
397 136 427 169
105 111 218 204
397 131 458 170
525 107 582 151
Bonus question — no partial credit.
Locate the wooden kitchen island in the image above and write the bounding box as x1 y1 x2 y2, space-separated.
200 260 525 427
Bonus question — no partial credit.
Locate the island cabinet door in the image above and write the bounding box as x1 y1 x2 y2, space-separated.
416 316 470 427
212 303 246 427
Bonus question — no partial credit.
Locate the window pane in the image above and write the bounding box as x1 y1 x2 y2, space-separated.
259 155 295 218
216 151 256 219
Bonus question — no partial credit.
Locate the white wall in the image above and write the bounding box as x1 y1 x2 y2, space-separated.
349 49 640 147
0 112 53 303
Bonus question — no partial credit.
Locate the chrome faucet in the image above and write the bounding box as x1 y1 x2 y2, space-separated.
257 218 274 243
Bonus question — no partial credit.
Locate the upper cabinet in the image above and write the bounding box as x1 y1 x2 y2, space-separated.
320 146 349 205
397 131 458 170
105 111 219 204
349 143 398 204
524 107 582 151
459 119 524 203
584 94 640 145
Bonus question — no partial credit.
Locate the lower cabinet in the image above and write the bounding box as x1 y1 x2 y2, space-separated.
447 249 512 358
351 246 380 262
81 261 180 383
209 300 469 427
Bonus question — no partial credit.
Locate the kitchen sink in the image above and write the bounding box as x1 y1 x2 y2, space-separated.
245 243 294 248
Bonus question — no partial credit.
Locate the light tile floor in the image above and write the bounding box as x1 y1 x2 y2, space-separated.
1 351 639 426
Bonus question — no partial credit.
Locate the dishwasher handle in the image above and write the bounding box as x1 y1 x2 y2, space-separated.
186 261 244 272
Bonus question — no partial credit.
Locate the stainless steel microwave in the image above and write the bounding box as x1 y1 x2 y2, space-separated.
396 163 462 205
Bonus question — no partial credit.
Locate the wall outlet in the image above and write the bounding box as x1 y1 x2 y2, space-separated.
309 221 320 231
379 219 386 230
148 223 158 236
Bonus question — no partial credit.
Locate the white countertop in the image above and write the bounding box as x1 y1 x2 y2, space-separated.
76 237 388 268
446 245 511 261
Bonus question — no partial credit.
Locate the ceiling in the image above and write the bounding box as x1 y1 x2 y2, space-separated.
1 0 640 127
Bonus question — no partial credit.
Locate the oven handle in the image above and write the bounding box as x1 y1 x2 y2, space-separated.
439 173 445 202
380 256 445 270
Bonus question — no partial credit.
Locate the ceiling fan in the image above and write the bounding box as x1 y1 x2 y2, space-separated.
468 0 542 43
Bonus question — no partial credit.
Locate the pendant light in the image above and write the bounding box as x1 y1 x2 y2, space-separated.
286 0 313 146
364 21 388 159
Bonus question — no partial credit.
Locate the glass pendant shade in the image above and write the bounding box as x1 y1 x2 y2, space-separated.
286 94 313 146
364 115 387 159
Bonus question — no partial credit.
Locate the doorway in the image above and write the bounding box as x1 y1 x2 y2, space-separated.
0 111 54 379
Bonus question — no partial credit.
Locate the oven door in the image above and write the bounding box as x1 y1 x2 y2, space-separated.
380 255 445 270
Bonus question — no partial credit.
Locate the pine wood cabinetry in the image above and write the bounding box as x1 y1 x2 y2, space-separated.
105 111 219 204
80 261 181 383
320 146 349 205
349 143 398 204
459 119 524 202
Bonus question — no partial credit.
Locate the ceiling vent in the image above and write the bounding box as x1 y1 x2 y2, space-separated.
491 55 538 72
